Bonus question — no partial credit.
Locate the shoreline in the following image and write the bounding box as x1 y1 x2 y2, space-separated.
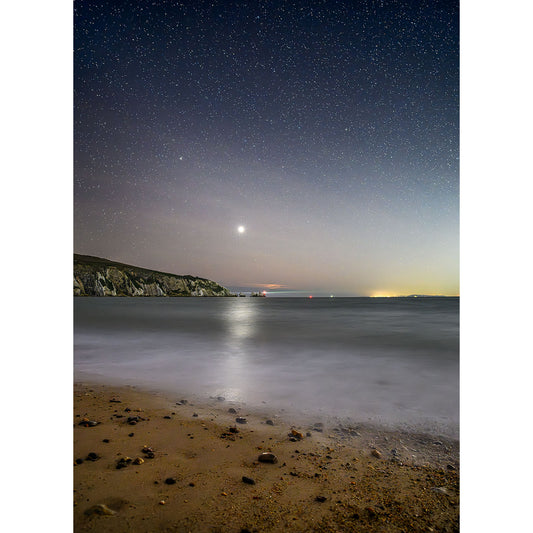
74 381 459 532
74 371 459 442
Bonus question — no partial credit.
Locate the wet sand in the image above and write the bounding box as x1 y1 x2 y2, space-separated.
74 382 459 532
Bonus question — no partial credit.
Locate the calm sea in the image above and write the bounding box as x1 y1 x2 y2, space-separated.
74 297 459 437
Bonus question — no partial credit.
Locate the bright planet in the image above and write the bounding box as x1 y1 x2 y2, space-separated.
237 226 245 234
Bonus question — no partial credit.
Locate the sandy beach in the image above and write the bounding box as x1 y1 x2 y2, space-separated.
74 382 459 532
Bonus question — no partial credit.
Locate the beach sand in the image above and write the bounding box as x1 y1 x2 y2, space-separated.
74 382 459 532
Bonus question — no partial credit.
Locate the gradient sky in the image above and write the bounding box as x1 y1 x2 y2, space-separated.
74 0 459 296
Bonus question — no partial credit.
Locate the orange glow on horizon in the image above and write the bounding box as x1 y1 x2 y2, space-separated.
369 292 460 298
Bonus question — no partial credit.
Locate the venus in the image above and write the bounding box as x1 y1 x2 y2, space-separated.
237 225 245 234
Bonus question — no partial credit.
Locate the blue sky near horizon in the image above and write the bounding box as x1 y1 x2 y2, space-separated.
74 0 459 296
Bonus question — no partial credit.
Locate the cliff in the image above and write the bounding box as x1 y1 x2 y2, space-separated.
74 254 234 297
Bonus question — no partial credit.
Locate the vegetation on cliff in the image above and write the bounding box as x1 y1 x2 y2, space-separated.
74 254 234 297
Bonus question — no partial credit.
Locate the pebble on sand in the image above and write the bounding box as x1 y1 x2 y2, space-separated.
236 417 247 424
258 452 278 464
165 477 177 485
84 504 116 516
290 429 304 440
116 457 133 469
242 476 256 485
371 449 382 459
78 418 98 427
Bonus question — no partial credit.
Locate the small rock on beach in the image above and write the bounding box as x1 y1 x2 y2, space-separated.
290 429 304 440
84 504 116 516
432 486 450 495
78 418 98 427
258 452 278 463
116 457 133 469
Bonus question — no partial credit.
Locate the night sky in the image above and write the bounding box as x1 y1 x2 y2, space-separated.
74 0 459 296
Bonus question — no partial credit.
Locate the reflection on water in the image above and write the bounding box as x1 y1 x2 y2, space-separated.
221 301 258 400
226 300 257 342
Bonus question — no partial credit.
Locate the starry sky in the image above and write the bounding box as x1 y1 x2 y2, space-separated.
74 0 459 297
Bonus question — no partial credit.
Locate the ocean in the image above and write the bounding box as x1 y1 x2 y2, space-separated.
74 297 459 437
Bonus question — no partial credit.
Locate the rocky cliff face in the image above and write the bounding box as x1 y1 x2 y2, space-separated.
74 254 234 297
